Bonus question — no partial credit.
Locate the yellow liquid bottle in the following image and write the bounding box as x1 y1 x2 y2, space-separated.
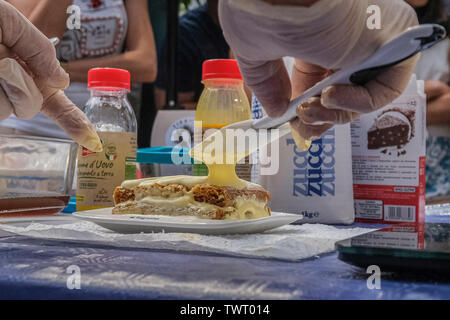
194 59 251 179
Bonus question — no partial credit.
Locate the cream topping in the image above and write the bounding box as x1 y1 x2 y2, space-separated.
121 175 263 190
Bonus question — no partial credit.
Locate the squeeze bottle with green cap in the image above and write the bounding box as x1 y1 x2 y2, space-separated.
76 68 137 211
194 59 252 180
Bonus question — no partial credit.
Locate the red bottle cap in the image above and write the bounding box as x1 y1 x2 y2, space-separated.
202 59 243 81
88 68 131 90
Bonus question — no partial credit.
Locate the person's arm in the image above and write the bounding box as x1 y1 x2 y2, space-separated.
424 79 450 101
65 0 157 83
424 80 450 126
5 0 39 18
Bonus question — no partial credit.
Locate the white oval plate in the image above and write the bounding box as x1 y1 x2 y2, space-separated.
73 208 302 235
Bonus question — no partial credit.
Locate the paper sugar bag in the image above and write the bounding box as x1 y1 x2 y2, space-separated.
252 97 355 225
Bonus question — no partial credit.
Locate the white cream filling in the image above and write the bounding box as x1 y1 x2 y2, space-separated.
225 198 269 220
129 190 269 220
121 175 208 189
121 175 263 190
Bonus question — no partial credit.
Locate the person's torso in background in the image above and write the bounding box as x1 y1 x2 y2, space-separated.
58 0 128 108
0 0 128 139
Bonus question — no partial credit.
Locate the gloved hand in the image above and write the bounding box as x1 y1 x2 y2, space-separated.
0 1 102 152
219 0 419 141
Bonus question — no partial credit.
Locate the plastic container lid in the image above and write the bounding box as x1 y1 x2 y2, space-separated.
137 146 194 165
88 68 131 90
202 59 243 81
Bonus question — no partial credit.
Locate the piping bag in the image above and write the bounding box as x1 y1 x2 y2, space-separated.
222 24 447 147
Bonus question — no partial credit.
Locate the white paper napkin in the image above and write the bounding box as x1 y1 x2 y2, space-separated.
0 220 376 261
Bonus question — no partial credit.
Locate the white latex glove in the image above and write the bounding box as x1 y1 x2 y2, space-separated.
219 0 419 140
0 0 102 152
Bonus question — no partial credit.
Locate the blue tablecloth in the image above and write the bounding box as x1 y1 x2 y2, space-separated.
0 215 449 300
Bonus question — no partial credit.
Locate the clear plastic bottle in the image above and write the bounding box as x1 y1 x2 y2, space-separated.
76 68 137 211
194 59 251 180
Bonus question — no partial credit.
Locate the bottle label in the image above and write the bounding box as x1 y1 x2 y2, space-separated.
76 132 137 211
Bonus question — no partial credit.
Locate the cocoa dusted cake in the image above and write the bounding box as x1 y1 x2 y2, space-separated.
367 108 415 150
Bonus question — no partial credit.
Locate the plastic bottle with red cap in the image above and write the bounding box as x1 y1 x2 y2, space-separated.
194 59 252 180
76 68 137 211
